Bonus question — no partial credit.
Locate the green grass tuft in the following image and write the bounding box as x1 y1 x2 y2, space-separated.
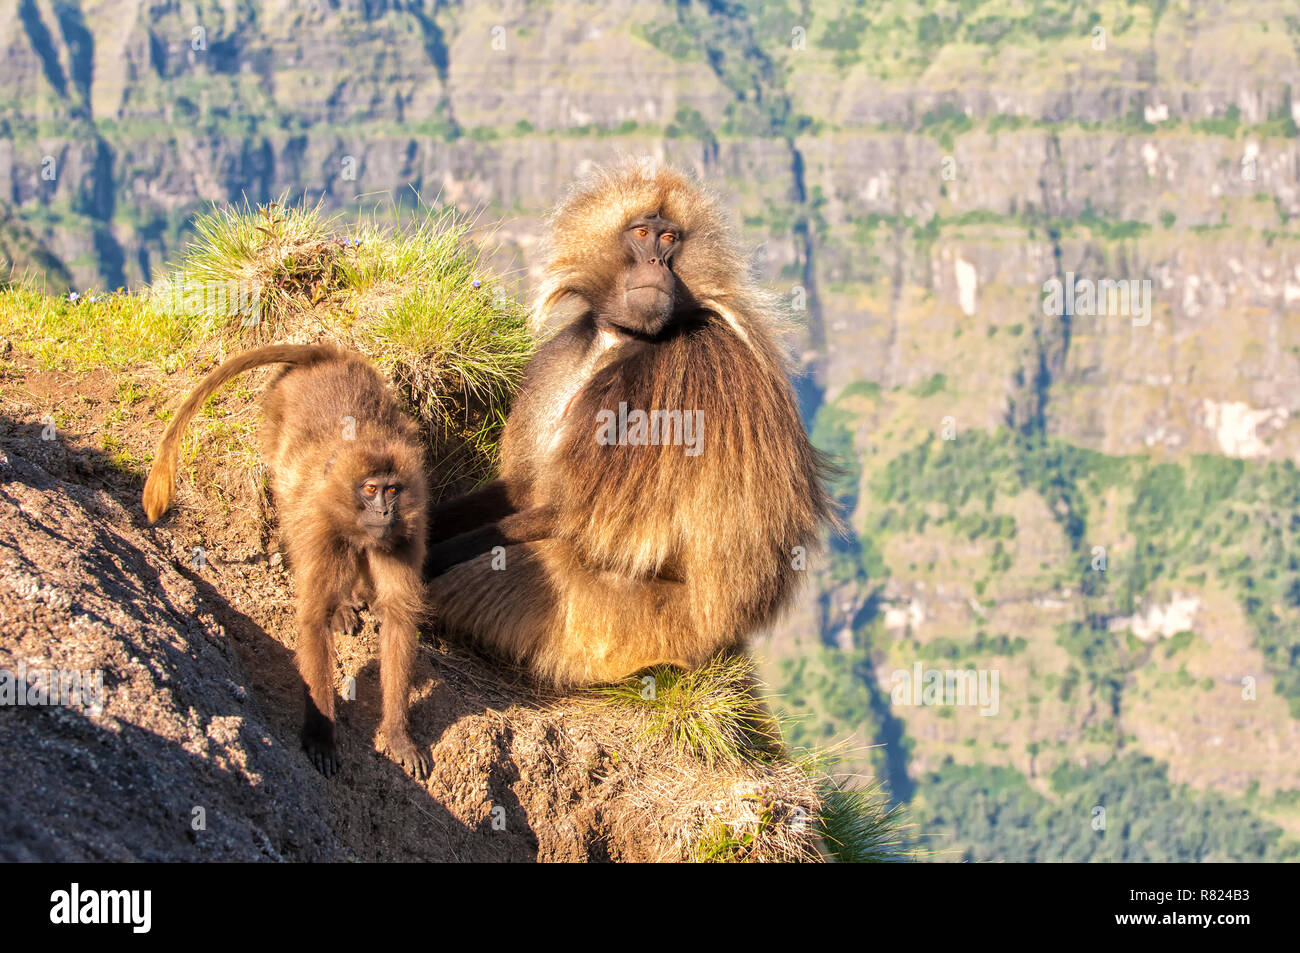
592 655 777 767
816 777 915 862
594 654 916 862
152 195 343 338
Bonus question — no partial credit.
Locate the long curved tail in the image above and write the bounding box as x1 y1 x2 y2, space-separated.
141 344 338 522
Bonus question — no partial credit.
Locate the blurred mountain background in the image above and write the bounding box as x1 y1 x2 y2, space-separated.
3 0 1299 860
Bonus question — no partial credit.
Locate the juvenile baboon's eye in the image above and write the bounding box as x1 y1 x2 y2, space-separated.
386 486 399 497
364 484 378 496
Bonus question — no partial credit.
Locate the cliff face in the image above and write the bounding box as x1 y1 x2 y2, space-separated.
4 1 1299 457
5 0 1300 859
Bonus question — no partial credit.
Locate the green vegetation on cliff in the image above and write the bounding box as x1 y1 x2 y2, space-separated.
913 755 1300 862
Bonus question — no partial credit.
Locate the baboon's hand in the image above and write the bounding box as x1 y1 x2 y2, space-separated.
386 731 432 781
331 603 362 636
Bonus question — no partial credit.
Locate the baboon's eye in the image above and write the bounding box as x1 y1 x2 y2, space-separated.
363 484 378 497
662 233 677 244
635 227 649 238
386 485 399 497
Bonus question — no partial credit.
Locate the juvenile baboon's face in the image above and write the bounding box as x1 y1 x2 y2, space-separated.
355 474 406 540
617 212 681 335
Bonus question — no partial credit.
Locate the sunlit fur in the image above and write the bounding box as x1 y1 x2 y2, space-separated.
531 161 764 346
142 345 431 778
429 161 834 687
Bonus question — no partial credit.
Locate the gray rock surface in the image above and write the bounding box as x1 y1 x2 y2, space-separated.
0 445 347 861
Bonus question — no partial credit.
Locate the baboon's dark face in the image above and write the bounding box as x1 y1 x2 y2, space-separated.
355 474 406 540
617 213 681 335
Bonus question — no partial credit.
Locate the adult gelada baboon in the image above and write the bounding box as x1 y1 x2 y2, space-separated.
424 160 833 686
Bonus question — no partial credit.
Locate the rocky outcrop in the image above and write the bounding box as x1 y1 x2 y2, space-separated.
0 394 823 862
0 443 346 860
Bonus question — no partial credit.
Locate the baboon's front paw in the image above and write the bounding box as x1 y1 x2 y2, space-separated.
331 604 362 635
302 722 341 778
386 732 431 781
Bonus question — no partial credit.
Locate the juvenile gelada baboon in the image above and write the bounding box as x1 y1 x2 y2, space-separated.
424 160 833 686
143 344 431 779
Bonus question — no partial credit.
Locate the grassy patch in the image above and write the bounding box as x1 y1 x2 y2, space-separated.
817 777 913 863
592 654 914 862
592 655 776 766
1 195 534 487
0 284 202 371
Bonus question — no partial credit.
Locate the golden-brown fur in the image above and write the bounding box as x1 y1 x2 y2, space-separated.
142 344 431 778
427 161 832 686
